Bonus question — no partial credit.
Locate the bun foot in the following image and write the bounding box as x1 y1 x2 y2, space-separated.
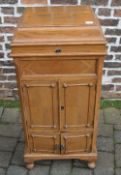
88 161 96 169
26 162 34 170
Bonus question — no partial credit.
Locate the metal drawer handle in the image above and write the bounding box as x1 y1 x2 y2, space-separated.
54 144 65 151
55 48 62 54
61 144 65 151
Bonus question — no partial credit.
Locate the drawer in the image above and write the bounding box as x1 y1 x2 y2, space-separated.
29 131 93 154
17 59 97 76
11 44 106 56
29 132 60 154
61 131 93 154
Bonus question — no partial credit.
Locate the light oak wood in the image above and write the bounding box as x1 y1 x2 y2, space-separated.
30 133 60 154
60 77 96 131
17 58 97 76
11 5 106 169
61 131 93 154
21 80 59 131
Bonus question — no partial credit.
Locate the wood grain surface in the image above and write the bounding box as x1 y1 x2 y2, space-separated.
11 5 106 169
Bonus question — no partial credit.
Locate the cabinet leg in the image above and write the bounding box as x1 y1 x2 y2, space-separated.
88 161 96 169
26 162 34 170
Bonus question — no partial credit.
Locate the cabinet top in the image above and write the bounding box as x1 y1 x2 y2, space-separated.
11 6 107 57
18 6 97 27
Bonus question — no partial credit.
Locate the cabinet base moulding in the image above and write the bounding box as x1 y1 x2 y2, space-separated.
24 150 97 169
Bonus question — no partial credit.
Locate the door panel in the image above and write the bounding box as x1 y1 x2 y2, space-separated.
60 77 96 130
30 132 60 154
21 79 59 130
61 132 92 154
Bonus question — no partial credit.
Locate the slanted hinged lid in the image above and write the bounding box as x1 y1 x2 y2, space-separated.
11 5 107 57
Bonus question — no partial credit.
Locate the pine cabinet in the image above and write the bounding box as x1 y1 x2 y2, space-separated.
11 5 106 169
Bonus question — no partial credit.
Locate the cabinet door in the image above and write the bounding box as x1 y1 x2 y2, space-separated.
21 80 59 131
60 77 96 130
30 132 60 154
61 132 92 154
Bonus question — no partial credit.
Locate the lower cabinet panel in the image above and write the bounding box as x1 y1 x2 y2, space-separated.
61 131 92 154
29 131 93 155
30 133 60 154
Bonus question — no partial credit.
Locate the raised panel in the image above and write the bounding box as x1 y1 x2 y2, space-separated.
30 132 60 154
21 79 59 130
60 77 96 130
17 59 97 76
61 131 92 154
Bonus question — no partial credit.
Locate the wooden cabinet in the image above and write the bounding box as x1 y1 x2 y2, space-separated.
11 6 106 169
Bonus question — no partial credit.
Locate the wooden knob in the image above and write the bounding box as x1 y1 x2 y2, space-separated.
50 83 56 88
86 124 90 127
89 83 94 87
63 83 68 88
64 125 68 128
25 84 29 88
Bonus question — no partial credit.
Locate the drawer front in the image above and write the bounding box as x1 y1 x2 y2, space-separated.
17 59 97 76
12 44 106 56
30 132 60 154
61 131 93 154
